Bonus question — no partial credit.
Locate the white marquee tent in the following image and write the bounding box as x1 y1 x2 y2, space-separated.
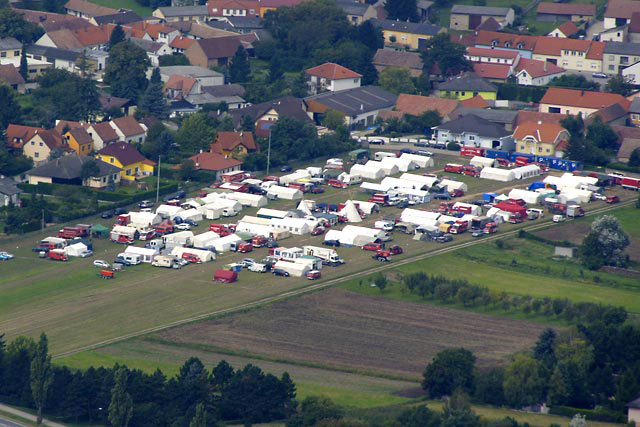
350 164 385 180
480 167 516 182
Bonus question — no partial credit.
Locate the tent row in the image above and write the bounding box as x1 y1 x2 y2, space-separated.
324 225 388 247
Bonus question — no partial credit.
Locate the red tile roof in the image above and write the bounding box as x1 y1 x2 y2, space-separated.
460 95 489 109
54 120 86 134
64 0 117 17
537 2 595 16
169 36 195 50
305 62 362 80
70 24 115 47
555 21 579 37
6 124 43 149
472 63 511 79
111 116 146 137
188 151 243 171
213 131 258 153
515 58 565 78
533 37 604 60
605 0 640 20
127 22 176 40
540 88 626 110
164 74 197 98
68 127 93 145
97 141 153 166
475 30 538 52
90 121 119 143
0 64 25 86
515 111 567 126
37 129 65 150
466 47 519 60
395 94 460 117
513 121 568 144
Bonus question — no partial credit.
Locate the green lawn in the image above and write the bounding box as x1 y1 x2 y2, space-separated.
88 0 152 16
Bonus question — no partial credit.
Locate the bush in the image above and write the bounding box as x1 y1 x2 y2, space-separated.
447 142 461 151
549 406 625 423
607 162 640 174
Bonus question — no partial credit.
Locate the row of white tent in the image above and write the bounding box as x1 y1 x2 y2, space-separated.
360 173 467 197
399 208 478 231
479 164 542 182
324 225 388 247
350 154 434 180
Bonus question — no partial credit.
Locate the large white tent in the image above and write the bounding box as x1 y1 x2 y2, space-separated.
192 231 221 249
211 234 243 253
400 208 440 225
236 221 273 237
561 188 592 204
170 246 215 262
324 225 384 247
267 185 303 200
544 173 597 191
156 204 184 219
453 202 482 216
162 230 194 246
400 153 434 168
350 164 385 180
480 167 516 182
380 177 424 191
279 170 311 185
366 160 398 176
381 156 416 172
513 164 541 180
225 192 268 207
257 208 291 219
508 189 543 205
439 179 468 192
470 156 497 169
64 242 88 257
360 182 387 192
399 173 439 188
339 200 362 223
129 212 162 227
177 209 203 222
347 200 379 215
271 217 312 235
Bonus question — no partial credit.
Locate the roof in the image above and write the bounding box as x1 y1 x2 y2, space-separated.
476 17 501 31
157 5 209 17
540 87 626 110
451 4 512 16
515 58 565 78
6 124 43 149
451 107 518 124
28 154 120 179
0 64 25 86
305 62 362 80
111 116 146 137
437 72 497 92
370 18 442 36
214 131 257 152
129 37 165 53
93 11 142 25
396 94 460 117
475 30 538 51
159 65 222 79
164 74 197 97
605 0 640 20
54 120 85 134
304 86 397 116
68 127 93 145
169 36 195 50
630 12 640 33
587 99 631 123
451 32 478 47
44 29 84 49
533 38 605 60
189 151 243 171
64 0 117 17
192 36 244 60
472 63 511 79
99 95 132 110
14 8 93 32
128 21 177 40
227 96 312 126
201 83 245 97
71 25 116 47
555 21 579 37
466 46 519 60
0 37 22 50
438 114 510 137
604 41 640 56
515 110 566 126
90 121 119 143
513 121 568 144
373 48 423 70
537 2 595 16
26 45 79 62
631 97 640 113
0 177 22 196
37 129 65 150
336 0 369 15
97 141 151 166
614 126 640 159
460 95 489 108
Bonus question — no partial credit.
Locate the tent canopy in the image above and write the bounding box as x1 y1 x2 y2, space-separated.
91 224 110 238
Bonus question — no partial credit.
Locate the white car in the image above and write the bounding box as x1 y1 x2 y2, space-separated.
93 259 110 268
175 223 192 231
0 251 15 260
80 250 94 258
552 215 566 223
592 193 607 201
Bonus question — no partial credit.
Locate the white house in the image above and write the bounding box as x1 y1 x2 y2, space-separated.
515 58 566 86
305 62 362 95
108 116 148 144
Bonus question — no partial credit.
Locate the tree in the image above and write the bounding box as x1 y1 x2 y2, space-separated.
30 333 53 425
0 8 43 43
474 368 504 406
580 215 630 269
19 45 27 81
286 396 343 427
378 67 416 95
80 159 101 181
150 66 161 85
422 348 476 398
241 115 255 132
189 402 209 427
533 328 556 370
159 54 190 66
108 367 133 427
548 74 599 91
420 34 472 77
289 71 308 98
44 0 64 13
373 272 387 292
176 112 215 153
441 391 481 427
502 354 545 407
268 52 284 83
32 69 100 122
629 147 640 167
104 41 149 101
0 84 22 129
586 116 618 151
109 24 126 50
179 159 196 181
139 69 167 119
229 46 251 83
392 405 441 427
357 20 384 52
605 74 633 96
384 0 419 22
322 110 346 130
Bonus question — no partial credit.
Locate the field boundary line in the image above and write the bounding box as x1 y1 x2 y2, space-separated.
52 199 636 360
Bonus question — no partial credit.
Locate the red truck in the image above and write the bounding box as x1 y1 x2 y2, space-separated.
155 223 174 235
210 224 232 236
372 250 391 262
363 242 383 251
449 221 468 234
460 147 485 158
483 222 498 234
57 226 84 239
48 250 68 261
444 163 464 174
369 193 389 206
182 253 202 264
328 179 347 189
461 166 479 177
514 156 531 166
388 245 403 255
439 202 454 214
620 176 640 191
252 236 267 247
231 242 253 253
115 214 130 226
287 182 308 193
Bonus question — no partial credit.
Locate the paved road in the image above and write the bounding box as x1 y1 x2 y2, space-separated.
0 416 25 427
0 404 66 427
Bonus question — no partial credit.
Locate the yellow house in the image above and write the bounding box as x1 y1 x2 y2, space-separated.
437 72 498 101
64 127 94 155
96 141 155 181
513 121 570 157
210 131 258 157
372 18 445 50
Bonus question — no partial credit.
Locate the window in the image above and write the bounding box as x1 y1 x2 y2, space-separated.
34 152 39 158
126 169 132 175
609 55 615 60
633 114 640 120
401 35 407 41
562 61 569 66
102 177 106 183
548 107 561 113
110 158 114 163
609 64 616 70
571 51 576 56
31 141 34 145
39 142 43 146
520 144 525 150
621 56 629 64
0 52 5 57
473 92 478 96
353 79 358 83
14 50 20 56
29 69 36 73
591 63 597 69
138 137 142 142
577 61 583 67
469 135 475 140
546 148 550 153
538 147 542 152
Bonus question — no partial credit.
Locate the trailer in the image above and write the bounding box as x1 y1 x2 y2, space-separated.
151 255 181 268
337 173 362 185
302 246 345 265
110 225 138 242
124 246 158 263
214 269 238 283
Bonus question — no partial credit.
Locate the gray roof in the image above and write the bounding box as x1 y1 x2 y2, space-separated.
129 37 164 53
226 16 263 29
157 5 208 16
417 0 434 10
27 155 120 180
370 18 442 36
437 114 511 137
451 4 512 16
630 97 640 113
202 83 246 97
437 72 497 92
26 45 80 62
93 11 142 25
0 37 22 50
0 177 22 196
227 95 312 127
628 396 640 409
373 48 423 69
159 65 223 78
603 41 640 56
305 86 397 116
336 0 369 16
452 107 518 124
207 20 235 31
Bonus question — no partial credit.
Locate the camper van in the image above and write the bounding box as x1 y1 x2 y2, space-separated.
151 255 182 269
115 252 142 266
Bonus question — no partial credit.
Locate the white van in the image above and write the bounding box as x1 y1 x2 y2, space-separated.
526 208 544 218
374 220 394 231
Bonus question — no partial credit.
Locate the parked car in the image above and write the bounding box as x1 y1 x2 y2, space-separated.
323 240 341 247
272 268 290 277
184 218 198 226
471 230 485 238
175 223 192 231
414 141 429 147
388 245 403 255
328 179 347 189
79 250 94 258
396 200 409 209
368 139 384 145
417 150 433 156
605 195 620 204
311 227 326 236
306 270 321 280
309 186 325 194
101 211 113 219
93 259 110 268
0 251 15 260
436 235 453 243
553 215 566 223
592 72 608 78
280 165 292 172
114 207 127 215
400 148 416 154
592 193 607 201
433 193 452 200
363 242 383 251
138 200 154 209
240 258 255 268
450 189 465 198
266 238 279 248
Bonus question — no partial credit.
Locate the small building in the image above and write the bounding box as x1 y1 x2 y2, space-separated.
437 72 497 101
474 30 538 59
335 0 376 24
153 5 209 22
108 116 147 144
0 64 25 93
0 177 22 207
513 121 570 157
158 65 224 87
305 62 362 95
125 246 159 263
86 121 119 151
532 38 604 73
600 24 628 42
603 41 640 74
515 58 566 86
91 10 142 26
207 0 260 18
604 0 640 30
226 95 312 133
25 45 80 74
465 47 519 65
210 131 258 157
23 129 67 165
129 38 173 67
536 2 595 23
614 125 640 162
450 5 514 30
25 154 120 188
370 18 445 50
0 37 23 60
547 21 579 38
96 142 155 181
539 87 626 116
169 35 195 54
185 35 251 68
187 151 243 180
432 114 513 150
627 395 640 424
372 48 423 77
472 63 512 82
554 246 576 258
64 127 94 155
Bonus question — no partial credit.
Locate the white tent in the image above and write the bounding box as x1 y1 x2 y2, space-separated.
508 189 543 205
297 200 313 215
64 242 87 257
178 209 203 222
399 173 439 188
225 192 268 207
341 225 385 246
279 170 311 185
257 208 291 219
439 179 468 192
270 217 312 235
156 204 184 218
162 231 194 246
199 203 223 220
307 166 323 177
267 185 303 200
347 200 379 215
381 156 416 172
366 160 398 176
394 187 431 204
401 208 440 225
129 212 162 227
211 234 243 253
453 202 482 216
170 247 215 262
400 153 434 168
545 173 597 191
486 207 511 222
470 156 497 169
480 167 515 182
380 177 425 190
513 164 541 180
236 221 273 237
192 231 221 249
239 215 271 225
339 200 362 223
273 260 310 277
561 188 592 204
350 164 385 180
360 182 387 193
124 246 158 263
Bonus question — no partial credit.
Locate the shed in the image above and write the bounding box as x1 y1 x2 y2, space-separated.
270 217 312 235
225 192 268 207
170 246 215 262
508 189 543 205
267 185 303 200
192 231 221 249
480 167 516 181
470 156 497 169
124 246 158 263
439 179 468 192
350 164 385 180
554 246 576 258
512 164 541 180
91 223 110 239
381 156 416 172
64 242 87 257
201 203 223 220
211 234 243 252
400 153 434 168
366 160 399 176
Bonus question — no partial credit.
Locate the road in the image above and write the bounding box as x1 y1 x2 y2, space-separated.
52 197 636 360
0 404 66 427
0 416 24 427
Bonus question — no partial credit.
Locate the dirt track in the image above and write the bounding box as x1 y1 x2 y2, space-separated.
156 288 548 377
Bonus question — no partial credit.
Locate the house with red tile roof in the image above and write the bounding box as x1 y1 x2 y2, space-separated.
64 0 117 19
532 37 604 72
5 124 43 150
548 21 580 38
207 0 261 18
465 46 519 65
108 116 148 144
472 63 512 81
515 58 566 86
536 3 595 23
304 63 362 94
169 36 195 54
474 30 538 58
210 131 258 157
186 151 243 180
392 94 461 120
36 24 116 50
185 35 252 68
22 129 69 165
87 121 120 151
127 22 179 44
604 0 640 30
164 74 200 99
460 95 490 109
513 121 570 157
539 87 627 117
0 64 25 93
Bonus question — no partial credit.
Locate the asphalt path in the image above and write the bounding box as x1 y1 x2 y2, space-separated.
0 417 24 427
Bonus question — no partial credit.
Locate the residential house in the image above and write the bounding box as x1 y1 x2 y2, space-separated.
370 18 445 50
515 58 566 86
599 24 627 42
372 48 423 77
23 129 67 165
449 5 514 30
54 119 85 135
615 126 640 162
604 0 640 30
86 121 120 151
0 55 53 79
0 177 22 207
584 99 630 126
5 124 42 151
153 5 210 22
26 154 121 188
628 97 640 126
450 107 518 131
472 63 512 82
128 22 180 44
169 35 195 53
64 127 94 155
628 395 640 424
335 0 377 25
513 121 570 157
460 95 490 109
515 110 566 127
109 116 148 144
0 64 25 93
603 41 640 74
304 86 397 129
629 12 640 43
393 94 460 121
532 37 605 72
99 95 136 116
164 74 200 99
209 16 264 34
547 21 579 38
0 37 22 60
536 3 595 23
36 25 114 51
465 47 520 66
207 0 261 18
129 38 173 66
187 151 243 180
157 65 224 86
91 11 142 26
227 95 312 136
539 87 627 116
64 0 117 19
305 63 362 95
210 131 258 156
169 21 239 39
201 84 248 109
25 45 80 73
474 30 538 59
184 35 249 67
96 142 155 181
432 114 513 150
14 8 94 32
437 72 498 101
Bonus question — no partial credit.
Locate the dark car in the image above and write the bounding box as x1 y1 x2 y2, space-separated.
101 211 114 219
280 165 292 172
400 148 416 154
310 186 325 194
433 193 452 200
163 190 186 202
436 235 453 243
184 218 198 226
248 185 266 195
368 139 384 145
114 207 127 215
413 141 429 147
396 200 409 209
266 238 279 248
272 268 290 277
323 239 341 247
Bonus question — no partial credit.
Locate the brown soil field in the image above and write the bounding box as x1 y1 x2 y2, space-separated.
155 288 548 378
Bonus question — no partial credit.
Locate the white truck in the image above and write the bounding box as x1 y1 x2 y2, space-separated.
151 255 182 269
248 263 269 273
302 246 345 266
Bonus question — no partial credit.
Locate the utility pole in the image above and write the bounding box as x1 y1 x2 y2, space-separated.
266 131 272 176
41 209 44 231
155 155 161 204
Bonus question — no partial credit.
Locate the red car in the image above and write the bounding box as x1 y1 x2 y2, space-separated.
327 179 347 189
311 227 326 236
389 245 403 255
450 189 464 198
310 186 325 194
508 215 523 224
363 243 383 251
461 166 479 177
305 270 321 280
605 195 620 204
182 253 201 264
